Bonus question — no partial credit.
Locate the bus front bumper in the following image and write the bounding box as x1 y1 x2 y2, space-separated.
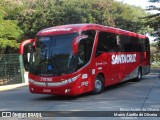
29 79 84 96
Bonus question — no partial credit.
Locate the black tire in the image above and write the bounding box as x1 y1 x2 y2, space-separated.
136 68 142 81
92 75 104 94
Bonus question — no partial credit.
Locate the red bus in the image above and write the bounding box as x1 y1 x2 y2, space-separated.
20 24 150 96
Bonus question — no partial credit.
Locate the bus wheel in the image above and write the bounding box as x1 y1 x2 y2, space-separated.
92 75 104 94
136 68 142 81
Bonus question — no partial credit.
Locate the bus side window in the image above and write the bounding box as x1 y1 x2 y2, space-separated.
107 34 119 52
96 32 120 56
78 30 96 69
81 30 96 61
96 32 109 56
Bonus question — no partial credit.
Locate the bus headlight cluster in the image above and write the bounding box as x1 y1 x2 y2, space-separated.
29 78 34 83
61 75 80 85
29 78 46 86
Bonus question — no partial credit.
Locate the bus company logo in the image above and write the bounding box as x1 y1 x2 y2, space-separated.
40 77 52 82
42 28 72 33
112 54 136 65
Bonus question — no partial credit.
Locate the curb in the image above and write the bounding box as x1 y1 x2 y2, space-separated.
0 83 28 91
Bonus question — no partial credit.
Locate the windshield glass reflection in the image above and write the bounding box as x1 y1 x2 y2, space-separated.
29 34 78 76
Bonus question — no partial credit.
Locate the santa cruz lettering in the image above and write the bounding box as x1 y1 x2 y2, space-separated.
112 54 136 65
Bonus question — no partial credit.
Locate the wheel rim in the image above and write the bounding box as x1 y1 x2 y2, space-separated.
95 79 102 91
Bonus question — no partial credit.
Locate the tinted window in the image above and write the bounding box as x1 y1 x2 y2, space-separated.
119 35 145 52
96 32 119 56
81 30 96 62
77 30 96 68
96 32 147 54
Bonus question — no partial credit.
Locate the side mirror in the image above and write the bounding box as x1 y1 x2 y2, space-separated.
27 43 35 62
20 39 35 55
19 38 35 71
72 35 88 54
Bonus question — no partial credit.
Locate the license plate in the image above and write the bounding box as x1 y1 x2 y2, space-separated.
43 89 51 93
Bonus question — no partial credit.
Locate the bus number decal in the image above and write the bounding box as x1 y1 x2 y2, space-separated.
81 81 89 86
112 54 136 65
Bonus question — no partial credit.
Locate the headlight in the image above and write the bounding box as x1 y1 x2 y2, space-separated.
29 78 46 86
29 78 34 83
60 74 80 85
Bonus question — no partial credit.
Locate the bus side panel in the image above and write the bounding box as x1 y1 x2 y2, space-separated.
94 53 118 87
107 52 140 83
95 52 140 86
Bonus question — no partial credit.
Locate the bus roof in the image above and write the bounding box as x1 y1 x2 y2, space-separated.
37 23 147 39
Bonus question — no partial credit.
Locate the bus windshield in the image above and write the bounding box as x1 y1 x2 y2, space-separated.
29 33 78 76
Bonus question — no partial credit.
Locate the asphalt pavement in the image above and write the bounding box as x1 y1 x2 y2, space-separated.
0 68 160 120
